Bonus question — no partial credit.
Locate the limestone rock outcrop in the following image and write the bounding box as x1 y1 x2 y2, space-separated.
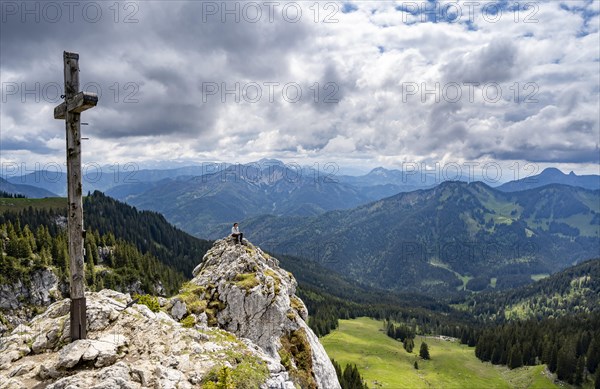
0 267 62 336
180 237 341 389
0 267 60 310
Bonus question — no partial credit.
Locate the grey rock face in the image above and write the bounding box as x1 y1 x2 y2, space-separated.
0 268 59 310
0 267 145 336
187 237 341 389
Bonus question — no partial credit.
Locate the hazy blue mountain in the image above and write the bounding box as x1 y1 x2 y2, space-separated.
338 167 414 186
0 177 57 198
110 163 376 238
109 161 403 214
104 181 163 201
497 167 600 192
241 182 600 297
5 172 68 196
336 165 495 192
3 165 224 197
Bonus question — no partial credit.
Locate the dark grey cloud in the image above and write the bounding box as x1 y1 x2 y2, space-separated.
442 39 520 84
1 136 56 154
311 64 348 112
423 101 468 149
90 101 218 138
1 1 311 141
150 2 309 79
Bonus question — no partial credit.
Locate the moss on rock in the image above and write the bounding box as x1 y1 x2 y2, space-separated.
181 315 196 328
134 294 160 312
173 282 226 326
264 269 281 295
202 350 269 389
279 328 317 389
290 296 304 314
233 273 260 292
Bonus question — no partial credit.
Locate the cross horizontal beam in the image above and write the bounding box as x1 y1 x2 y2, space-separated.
54 91 98 120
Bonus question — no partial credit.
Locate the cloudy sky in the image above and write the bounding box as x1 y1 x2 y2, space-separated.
1 0 599 178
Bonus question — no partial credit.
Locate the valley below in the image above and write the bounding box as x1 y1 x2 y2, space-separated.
323 317 562 389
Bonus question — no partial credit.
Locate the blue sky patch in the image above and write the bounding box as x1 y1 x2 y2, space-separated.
342 2 358 14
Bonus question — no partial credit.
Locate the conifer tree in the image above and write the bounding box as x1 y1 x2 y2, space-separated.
574 356 584 386
556 345 576 383
403 338 414 353
508 344 523 369
420 342 430 360
588 338 600 374
548 345 558 372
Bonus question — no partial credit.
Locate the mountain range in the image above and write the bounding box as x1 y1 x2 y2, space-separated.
108 165 600 238
3 177 599 388
1 165 221 197
3 161 599 297
2 161 598 218
106 163 379 238
242 181 600 296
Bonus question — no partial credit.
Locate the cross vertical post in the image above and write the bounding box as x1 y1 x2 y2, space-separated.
54 51 98 342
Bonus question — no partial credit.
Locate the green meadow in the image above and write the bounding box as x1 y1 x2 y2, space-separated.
321 317 560 389
0 197 66 212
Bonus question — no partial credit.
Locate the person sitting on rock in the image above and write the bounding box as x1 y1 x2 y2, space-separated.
231 222 244 245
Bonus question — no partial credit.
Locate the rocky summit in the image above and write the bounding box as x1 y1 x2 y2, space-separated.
0 238 341 389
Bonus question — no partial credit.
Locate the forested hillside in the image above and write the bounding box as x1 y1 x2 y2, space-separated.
467 258 600 322
0 191 215 298
287 238 600 388
0 191 213 277
475 314 599 386
0 218 185 296
465 259 600 387
82 191 212 276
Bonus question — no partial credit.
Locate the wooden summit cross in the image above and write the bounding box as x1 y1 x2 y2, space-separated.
54 51 98 341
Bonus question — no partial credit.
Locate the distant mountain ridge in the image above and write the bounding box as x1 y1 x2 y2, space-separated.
497 167 600 192
0 177 57 198
5 162 598 199
4 162 599 244
2 165 221 197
